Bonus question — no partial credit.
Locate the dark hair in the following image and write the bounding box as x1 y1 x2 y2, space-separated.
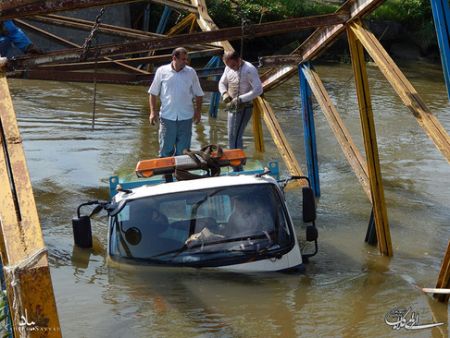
223 51 240 62
172 47 188 58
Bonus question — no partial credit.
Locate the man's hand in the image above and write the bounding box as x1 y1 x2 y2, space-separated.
226 97 240 110
149 111 159 125
193 110 201 124
222 92 232 104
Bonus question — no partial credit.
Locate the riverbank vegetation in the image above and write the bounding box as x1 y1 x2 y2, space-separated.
206 0 438 62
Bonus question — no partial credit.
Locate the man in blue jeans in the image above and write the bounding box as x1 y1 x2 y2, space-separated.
219 51 263 170
0 20 40 57
148 47 204 158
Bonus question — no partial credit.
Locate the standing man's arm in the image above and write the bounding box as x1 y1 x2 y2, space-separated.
238 65 263 103
218 69 232 103
148 68 162 125
149 94 159 125
193 96 203 124
192 70 204 124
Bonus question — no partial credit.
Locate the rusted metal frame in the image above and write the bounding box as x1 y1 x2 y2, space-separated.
258 55 303 67
261 0 386 91
15 18 151 75
38 13 215 50
302 64 371 200
11 67 225 80
254 97 307 185
35 48 222 71
15 18 80 48
0 70 61 336
435 241 450 303
166 13 196 36
300 0 386 60
19 17 223 66
9 69 219 90
0 0 197 20
0 0 141 20
11 12 349 68
10 69 151 84
350 21 450 163
30 14 164 39
0 0 39 11
191 3 348 42
347 26 392 256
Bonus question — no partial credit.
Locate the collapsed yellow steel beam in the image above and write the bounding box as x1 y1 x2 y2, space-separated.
191 0 234 52
349 21 450 164
347 27 392 256
0 70 61 336
167 13 197 36
301 65 371 200
252 105 265 153
254 97 306 185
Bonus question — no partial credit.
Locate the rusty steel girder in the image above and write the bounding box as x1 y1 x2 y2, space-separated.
10 12 349 69
34 48 222 71
258 55 303 67
0 0 197 20
8 69 221 90
260 0 386 90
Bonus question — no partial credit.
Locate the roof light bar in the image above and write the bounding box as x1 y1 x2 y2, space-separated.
135 149 247 178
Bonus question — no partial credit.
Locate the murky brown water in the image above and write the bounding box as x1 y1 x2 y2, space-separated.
8 61 450 337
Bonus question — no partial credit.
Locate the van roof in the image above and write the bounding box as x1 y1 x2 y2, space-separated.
115 174 278 202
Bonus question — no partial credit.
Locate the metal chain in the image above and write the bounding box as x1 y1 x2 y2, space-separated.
230 1 248 142
83 8 106 129
80 8 105 61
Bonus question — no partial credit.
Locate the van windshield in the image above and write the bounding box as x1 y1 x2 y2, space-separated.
109 184 294 267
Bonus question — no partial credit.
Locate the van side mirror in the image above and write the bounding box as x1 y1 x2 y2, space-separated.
302 187 316 223
72 215 93 248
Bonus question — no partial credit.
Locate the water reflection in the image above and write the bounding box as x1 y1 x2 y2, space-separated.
8 61 450 337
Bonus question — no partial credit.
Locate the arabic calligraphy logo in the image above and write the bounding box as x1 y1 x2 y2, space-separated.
17 306 59 333
385 307 444 330
19 309 35 328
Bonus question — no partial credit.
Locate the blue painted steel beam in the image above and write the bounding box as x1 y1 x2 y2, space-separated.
156 6 172 34
431 0 450 101
299 63 320 197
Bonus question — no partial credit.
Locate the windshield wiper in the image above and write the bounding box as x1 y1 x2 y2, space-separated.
152 233 274 258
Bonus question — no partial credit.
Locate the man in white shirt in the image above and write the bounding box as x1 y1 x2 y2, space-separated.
149 47 204 157
219 51 263 160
